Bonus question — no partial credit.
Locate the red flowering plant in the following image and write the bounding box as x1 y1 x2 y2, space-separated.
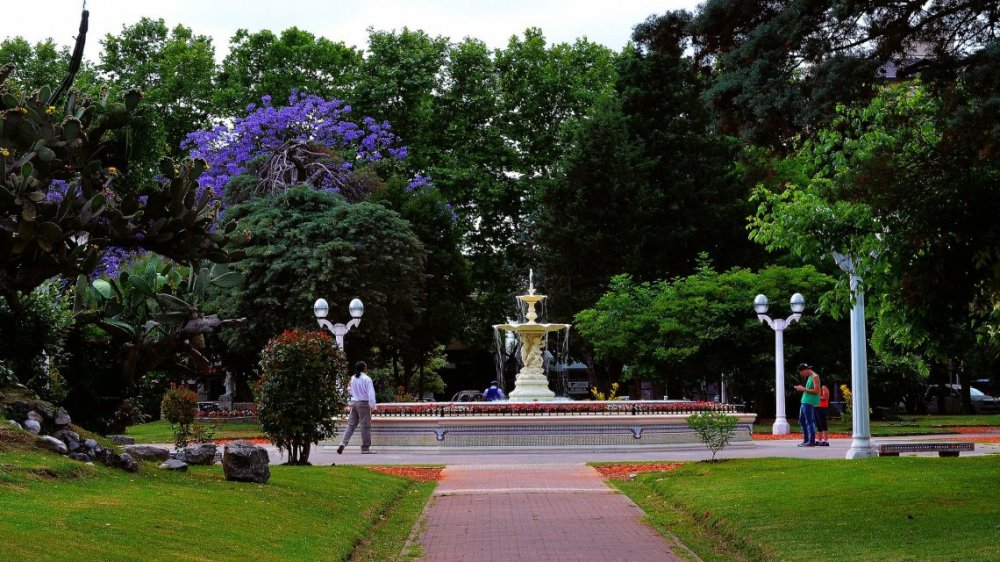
257 329 347 465
161 384 199 449
371 400 733 417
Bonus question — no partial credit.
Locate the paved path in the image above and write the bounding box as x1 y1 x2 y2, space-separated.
412 463 686 562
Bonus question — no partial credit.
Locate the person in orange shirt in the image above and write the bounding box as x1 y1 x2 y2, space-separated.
815 382 831 446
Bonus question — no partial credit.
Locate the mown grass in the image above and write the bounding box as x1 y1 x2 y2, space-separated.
125 419 264 444
0 422 435 561
614 457 1000 562
769 413 1000 437
350 480 435 561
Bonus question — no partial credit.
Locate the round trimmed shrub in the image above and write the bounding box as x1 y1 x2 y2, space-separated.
257 329 347 465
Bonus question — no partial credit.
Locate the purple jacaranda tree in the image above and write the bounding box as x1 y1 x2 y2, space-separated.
183 91 422 204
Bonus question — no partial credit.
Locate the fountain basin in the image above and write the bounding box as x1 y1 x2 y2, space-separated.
325 401 757 449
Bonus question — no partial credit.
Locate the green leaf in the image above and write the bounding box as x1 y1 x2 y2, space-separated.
99 318 138 339
92 279 113 299
210 271 244 289
155 293 191 312
20 162 33 178
128 275 155 298
61 118 81 141
37 147 56 162
37 222 62 242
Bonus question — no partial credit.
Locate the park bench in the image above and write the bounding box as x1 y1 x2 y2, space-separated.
875 442 974 457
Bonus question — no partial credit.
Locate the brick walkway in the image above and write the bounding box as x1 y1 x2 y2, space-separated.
412 464 686 562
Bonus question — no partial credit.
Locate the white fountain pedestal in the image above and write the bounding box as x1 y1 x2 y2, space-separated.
494 290 569 402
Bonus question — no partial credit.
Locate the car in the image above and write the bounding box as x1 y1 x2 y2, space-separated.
924 384 1000 414
451 390 484 402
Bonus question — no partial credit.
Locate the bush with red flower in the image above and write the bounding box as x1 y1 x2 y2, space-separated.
256 329 347 465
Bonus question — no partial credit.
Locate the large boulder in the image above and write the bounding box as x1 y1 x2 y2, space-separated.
54 409 71 426
124 445 170 463
182 443 217 466
222 441 270 484
159 459 189 471
24 419 41 434
109 435 135 445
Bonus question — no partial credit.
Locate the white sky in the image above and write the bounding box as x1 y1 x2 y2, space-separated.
3 0 700 60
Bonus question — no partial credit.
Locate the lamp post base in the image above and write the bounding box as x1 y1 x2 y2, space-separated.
772 417 790 435
845 438 876 459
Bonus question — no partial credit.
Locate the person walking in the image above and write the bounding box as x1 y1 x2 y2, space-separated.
338 361 377 455
794 363 821 447
483 380 506 401
815 382 831 446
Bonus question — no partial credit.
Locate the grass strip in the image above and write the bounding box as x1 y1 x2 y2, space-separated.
125 419 264 444
349 479 436 561
612 457 1000 562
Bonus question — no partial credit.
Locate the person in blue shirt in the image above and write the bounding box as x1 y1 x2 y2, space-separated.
483 381 506 401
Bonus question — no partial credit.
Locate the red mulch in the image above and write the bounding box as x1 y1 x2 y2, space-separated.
368 466 443 482
752 433 851 440
933 436 1000 443
594 463 683 480
946 426 1000 434
214 437 271 445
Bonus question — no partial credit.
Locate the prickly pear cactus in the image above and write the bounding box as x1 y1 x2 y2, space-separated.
0 61 233 298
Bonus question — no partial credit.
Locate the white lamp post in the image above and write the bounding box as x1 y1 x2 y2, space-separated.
755 292 806 435
314 297 364 349
831 252 876 459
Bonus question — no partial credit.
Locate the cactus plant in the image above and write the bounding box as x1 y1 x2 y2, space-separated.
0 9 236 315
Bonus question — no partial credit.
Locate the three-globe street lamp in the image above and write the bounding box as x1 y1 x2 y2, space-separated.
313 298 364 350
754 293 806 435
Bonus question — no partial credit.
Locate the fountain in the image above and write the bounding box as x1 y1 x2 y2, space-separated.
493 270 569 402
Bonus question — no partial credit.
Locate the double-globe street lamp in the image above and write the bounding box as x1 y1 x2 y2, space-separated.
313 298 364 349
754 293 806 435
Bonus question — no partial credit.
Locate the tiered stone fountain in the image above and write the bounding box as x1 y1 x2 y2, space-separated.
493 271 569 402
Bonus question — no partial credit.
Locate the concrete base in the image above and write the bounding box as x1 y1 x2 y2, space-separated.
846 437 876 459
327 413 758 448
772 417 790 435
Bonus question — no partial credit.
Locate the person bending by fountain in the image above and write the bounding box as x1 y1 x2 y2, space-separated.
794 363 821 447
337 361 378 455
483 381 507 401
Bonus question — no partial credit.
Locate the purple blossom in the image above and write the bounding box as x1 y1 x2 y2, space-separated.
46 179 71 203
183 92 410 201
406 174 433 192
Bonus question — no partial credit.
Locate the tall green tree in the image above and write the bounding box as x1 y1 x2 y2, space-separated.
99 18 217 156
214 27 361 116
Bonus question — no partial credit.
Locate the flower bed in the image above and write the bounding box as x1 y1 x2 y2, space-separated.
595 463 683 480
215 437 271 445
198 409 257 420
752 432 851 440
368 466 443 481
371 401 736 417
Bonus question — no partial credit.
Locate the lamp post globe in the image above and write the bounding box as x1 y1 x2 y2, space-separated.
313 297 363 350
754 294 769 314
754 292 805 435
313 298 330 319
790 293 806 314
349 298 364 319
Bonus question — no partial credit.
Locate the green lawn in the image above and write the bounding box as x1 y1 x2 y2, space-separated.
125 419 265 444
770 413 1000 436
613 457 1000 562
0 424 435 561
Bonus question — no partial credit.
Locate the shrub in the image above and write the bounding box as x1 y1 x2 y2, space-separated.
257 329 347 465
161 384 199 449
687 409 739 461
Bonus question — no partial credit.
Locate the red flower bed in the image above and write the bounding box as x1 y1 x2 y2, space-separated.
595 463 683 480
368 466 443 481
934 436 1000 443
372 400 735 417
198 409 257 419
752 433 852 440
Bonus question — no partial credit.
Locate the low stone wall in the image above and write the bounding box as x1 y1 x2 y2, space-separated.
325 413 757 448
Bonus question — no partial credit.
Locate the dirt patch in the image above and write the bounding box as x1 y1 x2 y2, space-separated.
368 466 443 482
594 463 683 480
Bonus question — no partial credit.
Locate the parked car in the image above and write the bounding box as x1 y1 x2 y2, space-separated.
451 390 484 402
924 384 1000 414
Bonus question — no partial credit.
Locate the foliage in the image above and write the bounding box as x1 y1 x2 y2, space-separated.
0 360 15 387
108 397 150 435
686 409 738 461
0 38 73 96
214 28 361 117
0 280 74 395
575 261 841 413
840 384 853 427
0 65 235 313
184 91 410 204
256 329 348 464
687 0 1000 147
160 384 198 449
748 84 1000 401
217 188 426 374
590 382 622 401
125 419 262 444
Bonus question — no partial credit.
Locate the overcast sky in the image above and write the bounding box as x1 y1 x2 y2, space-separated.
4 0 701 60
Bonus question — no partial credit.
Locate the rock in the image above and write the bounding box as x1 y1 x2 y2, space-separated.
24 419 41 434
40 435 68 455
53 429 80 444
54 409 71 425
117 453 139 473
69 452 91 462
124 445 169 462
109 435 135 445
182 443 217 465
159 459 189 471
7 420 21 430
83 439 98 449
27 410 43 422
222 441 270 484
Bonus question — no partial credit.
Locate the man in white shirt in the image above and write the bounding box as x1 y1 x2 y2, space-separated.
338 361 378 454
